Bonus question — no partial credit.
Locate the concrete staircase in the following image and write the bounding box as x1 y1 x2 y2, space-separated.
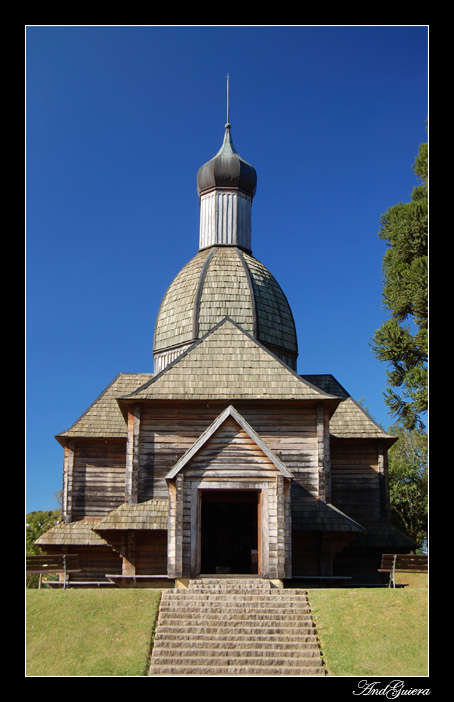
149 578 325 676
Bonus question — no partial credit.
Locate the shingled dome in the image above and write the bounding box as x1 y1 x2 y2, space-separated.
153 246 298 372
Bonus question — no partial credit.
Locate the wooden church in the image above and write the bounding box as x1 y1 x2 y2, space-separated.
36 118 416 586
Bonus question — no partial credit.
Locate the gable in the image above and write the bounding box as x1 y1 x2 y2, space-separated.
166 405 293 480
123 319 340 404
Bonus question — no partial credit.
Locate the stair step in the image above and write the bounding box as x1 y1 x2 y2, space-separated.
154 653 321 668
166 591 309 599
152 647 321 659
162 591 309 599
162 599 309 608
161 599 309 604
154 632 319 643
160 603 311 611
154 624 316 637
153 626 315 639
161 609 312 625
186 580 275 593
149 664 325 676
149 580 325 676
154 637 320 657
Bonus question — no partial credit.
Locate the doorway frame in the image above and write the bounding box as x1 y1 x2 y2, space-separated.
190 479 270 578
198 487 262 576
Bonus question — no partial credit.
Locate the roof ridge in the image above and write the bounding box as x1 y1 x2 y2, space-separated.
121 318 341 403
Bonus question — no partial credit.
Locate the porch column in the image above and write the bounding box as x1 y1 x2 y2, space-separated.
316 403 331 503
63 440 74 523
167 474 184 579
276 475 292 579
121 532 136 576
125 403 141 504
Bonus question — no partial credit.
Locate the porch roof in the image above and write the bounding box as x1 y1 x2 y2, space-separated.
292 496 365 533
35 519 110 547
93 499 168 531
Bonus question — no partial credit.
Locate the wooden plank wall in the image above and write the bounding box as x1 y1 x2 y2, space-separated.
70 439 127 520
330 438 381 525
135 532 167 575
184 417 280 478
138 402 319 503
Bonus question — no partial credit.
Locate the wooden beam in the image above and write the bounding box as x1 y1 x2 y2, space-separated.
316 403 325 501
125 404 141 504
63 441 74 523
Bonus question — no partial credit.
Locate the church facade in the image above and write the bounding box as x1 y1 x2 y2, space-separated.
36 121 415 586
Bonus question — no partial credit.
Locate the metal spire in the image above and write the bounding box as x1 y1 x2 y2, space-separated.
226 73 230 128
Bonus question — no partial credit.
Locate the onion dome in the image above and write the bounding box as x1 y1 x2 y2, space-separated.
153 246 298 373
197 124 257 197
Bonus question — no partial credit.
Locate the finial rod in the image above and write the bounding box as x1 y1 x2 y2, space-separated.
226 73 230 127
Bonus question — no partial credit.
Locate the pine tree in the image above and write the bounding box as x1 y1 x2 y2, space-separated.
371 136 428 430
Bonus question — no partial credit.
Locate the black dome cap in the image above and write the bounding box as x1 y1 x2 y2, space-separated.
197 124 257 197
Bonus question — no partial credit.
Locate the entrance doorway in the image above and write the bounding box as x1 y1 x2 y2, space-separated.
200 490 260 575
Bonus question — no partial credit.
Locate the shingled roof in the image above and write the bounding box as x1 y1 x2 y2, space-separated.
55 373 152 443
292 495 365 533
53 345 393 444
302 374 396 442
347 524 419 550
35 519 110 547
93 499 168 531
123 319 339 404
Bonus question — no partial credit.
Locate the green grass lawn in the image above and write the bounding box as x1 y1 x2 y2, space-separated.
309 577 428 677
26 578 428 677
26 589 161 676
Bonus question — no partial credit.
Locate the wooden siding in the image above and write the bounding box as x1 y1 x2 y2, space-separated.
137 402 320 503
330 438 382 525
181 417 282 479
135 531 167 575
199 191 252 251
241 405 319 490
70 439 127 520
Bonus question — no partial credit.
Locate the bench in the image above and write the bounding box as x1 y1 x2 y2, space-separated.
106 574 170 588
46 580 115 588
378 553 428 588
26 554 81 589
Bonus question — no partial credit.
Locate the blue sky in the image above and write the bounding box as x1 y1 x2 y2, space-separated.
26 25 428 513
